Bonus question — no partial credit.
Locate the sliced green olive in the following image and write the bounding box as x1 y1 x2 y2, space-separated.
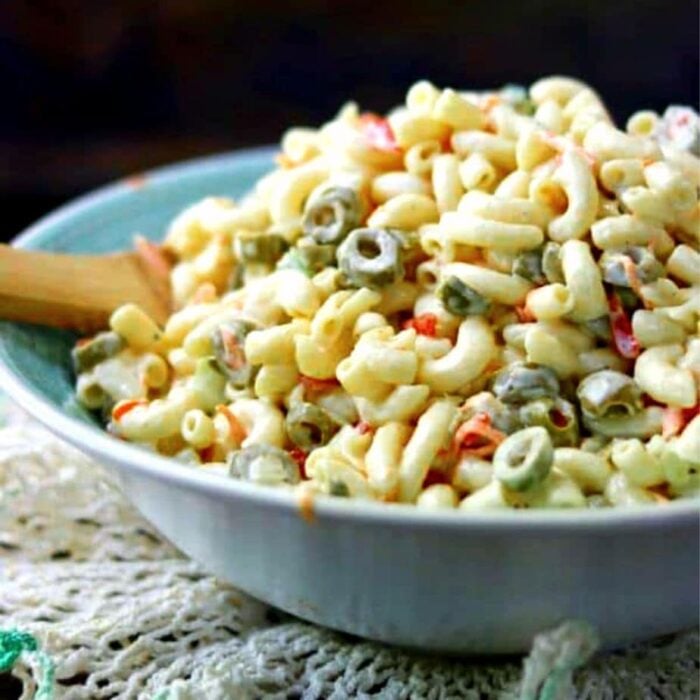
228 444 300 485
512 248 546 285
612 285 640 309
519 397 579 447
541 242 564 284
438 275 491 316
211 319 259 389
72 331 125 374
576 369 643 420
583 316 612 343
491 362 560 405
302 186 361 245
600 247 664 287
276 240 337 277
235 232 289 265
285 402 339 450
460 392 522 435
337 228 404 289
493 426 554 492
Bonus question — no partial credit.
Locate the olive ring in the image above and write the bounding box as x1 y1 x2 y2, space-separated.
337 227 404 289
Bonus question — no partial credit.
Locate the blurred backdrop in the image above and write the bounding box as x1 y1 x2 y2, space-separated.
1 0 698 238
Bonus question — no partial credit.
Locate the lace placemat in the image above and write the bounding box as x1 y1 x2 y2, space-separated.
0 398 697 699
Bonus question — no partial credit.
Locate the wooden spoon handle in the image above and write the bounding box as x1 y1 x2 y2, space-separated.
0 244 170 333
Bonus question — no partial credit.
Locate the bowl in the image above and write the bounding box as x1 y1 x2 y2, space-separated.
1 147 698 654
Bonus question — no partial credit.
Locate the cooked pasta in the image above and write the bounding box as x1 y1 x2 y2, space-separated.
73 76 700 510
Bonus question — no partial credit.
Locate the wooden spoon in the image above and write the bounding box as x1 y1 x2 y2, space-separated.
0 236 172 333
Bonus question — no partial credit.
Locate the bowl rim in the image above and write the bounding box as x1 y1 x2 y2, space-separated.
1 145 698 532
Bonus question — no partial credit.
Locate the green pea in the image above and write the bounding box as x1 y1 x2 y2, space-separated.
277 240 337 277
191 356 227 412
542 242 564 284
599 247 664 287
228 444 300 485
235 232 289 265
302 186 361 245
211 319 259 389
512 248 546 285
72 331 125 374
337 228 404 289
285 402 339 450
519 397 579 447
576 369 643 421
491 362 560 405
493 426 554 492
438 275 491 316
583 316 612 343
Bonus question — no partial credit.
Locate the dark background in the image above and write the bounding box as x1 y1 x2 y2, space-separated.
1 0 698 240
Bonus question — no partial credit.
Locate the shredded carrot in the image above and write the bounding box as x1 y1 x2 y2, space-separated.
219 328 246 371
275 153 297 169
112 399 147 421
215 404 247 444
540 132 597 168
515 304 536 323
299 375 340 393
620 255 650 308
191 282 218 304
453 412 505 458
482 359 503 376
297 488 316 523
479 94 502 113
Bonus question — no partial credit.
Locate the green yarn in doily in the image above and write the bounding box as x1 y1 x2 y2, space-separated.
0 628 55 700
0 629 37 671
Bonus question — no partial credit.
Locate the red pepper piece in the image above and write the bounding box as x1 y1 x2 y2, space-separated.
359 113 401 153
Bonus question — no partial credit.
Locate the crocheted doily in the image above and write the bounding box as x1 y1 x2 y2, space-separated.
0 401 698 699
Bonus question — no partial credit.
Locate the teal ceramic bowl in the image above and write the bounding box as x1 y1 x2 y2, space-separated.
1 147 698 654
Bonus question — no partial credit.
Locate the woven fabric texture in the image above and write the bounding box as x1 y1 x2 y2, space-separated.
0 410 697 699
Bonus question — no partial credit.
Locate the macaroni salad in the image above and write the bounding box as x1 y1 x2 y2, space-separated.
73 76 700 510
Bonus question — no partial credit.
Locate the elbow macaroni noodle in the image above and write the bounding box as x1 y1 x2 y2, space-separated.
72 76 700 510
